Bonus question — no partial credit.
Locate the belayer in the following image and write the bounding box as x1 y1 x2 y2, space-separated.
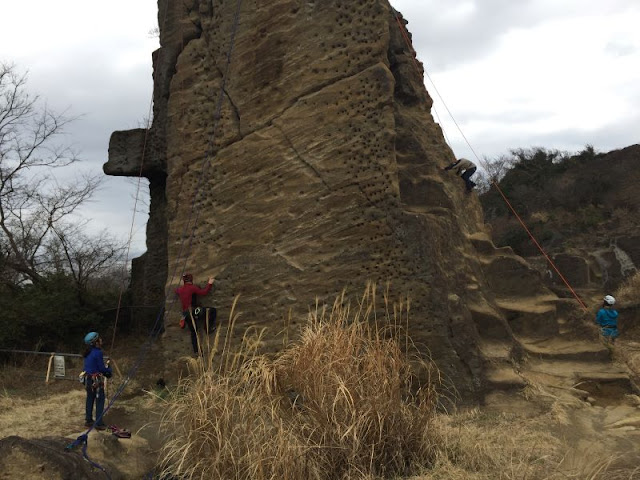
596 295 619 344
176 273 215 354
81 332 112 430
444 157 477 192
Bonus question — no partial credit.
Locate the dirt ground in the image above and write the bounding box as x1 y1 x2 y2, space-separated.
0 336 169 479
2 328 640 479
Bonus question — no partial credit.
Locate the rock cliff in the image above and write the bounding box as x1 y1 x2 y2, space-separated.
481 144 640 295
105 0 540 402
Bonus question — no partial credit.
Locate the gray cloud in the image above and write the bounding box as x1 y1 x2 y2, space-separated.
449 113 640 161
2 0 639 255
394 0 640 71
394 0 552 70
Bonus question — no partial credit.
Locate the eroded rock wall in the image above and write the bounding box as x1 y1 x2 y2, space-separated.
150 0 500 400
106 0 521 401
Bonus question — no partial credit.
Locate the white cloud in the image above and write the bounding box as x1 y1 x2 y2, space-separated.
1 0 639 252
391 0 640 159
0 1 157 251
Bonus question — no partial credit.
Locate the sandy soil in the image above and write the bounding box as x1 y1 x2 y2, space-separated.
2 326 640 479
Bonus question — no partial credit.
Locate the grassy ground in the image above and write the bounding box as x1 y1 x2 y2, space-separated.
2 284 640 479
154 286 640 480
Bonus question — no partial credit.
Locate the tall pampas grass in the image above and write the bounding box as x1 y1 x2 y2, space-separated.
159 284 440 480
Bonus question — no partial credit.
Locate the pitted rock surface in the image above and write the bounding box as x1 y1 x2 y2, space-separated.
106 0 532 401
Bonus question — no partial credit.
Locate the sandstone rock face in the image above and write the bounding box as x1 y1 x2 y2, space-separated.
105 128 168 330
108 0 521 401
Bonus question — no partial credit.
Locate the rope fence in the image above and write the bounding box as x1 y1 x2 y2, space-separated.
0 349 122 384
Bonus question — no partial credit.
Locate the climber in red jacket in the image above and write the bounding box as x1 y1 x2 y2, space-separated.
176 273 214 354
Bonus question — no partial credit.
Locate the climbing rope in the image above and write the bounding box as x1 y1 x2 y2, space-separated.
108 78 155 354
168 0 245 290
66 1 245 476
66 5 585 476
392 8 588 311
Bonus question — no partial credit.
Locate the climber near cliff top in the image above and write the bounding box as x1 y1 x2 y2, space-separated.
444 158 477 193
596 294 619 344
176 273 215 354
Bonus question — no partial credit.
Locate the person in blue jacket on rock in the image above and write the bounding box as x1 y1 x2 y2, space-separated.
82 332 112 429
596 295 619 344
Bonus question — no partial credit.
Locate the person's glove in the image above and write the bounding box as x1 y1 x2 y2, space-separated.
179 318 186 329
104 369 113 378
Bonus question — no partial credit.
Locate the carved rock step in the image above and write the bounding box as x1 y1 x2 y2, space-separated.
523 360 637 407
468 301 511 340
485 364 526 392
518 336 611 362
478 339 514 363
495 296 558 338
574 372 639 400
466 231 513 257
482 256 552 298
523 358 627 388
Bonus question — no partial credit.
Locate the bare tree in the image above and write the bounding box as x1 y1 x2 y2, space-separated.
474 154 515 194
0 63 109 285
46 222 125 304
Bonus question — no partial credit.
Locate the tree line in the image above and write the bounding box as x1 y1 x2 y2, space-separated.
0 63 128 351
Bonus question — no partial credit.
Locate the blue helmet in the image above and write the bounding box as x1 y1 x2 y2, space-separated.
84 332 99 345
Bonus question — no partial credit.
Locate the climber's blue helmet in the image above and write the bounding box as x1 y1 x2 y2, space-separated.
84 331 100 345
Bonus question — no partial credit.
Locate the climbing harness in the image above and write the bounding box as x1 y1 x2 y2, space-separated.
83 372 105 390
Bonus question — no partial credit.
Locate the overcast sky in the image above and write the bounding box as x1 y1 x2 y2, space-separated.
1 0 639 255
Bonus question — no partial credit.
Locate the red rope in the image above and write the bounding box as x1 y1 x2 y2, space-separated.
492 186 587 310
392 10 588 311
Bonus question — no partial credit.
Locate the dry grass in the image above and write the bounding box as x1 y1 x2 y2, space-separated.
415 409 562 479
412 407 638 480
615 270 640 308
0 389 86 438
159 284 439 480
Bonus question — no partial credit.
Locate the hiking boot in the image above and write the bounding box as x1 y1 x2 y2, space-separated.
95 423 107 431
84 421 93 428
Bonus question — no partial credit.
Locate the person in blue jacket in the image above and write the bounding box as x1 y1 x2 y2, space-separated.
596 295 619 344
82 332 112 429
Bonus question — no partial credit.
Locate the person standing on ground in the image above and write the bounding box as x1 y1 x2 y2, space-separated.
444 157 477 192
596 295 619 344
82 332 112 430
176 273 214 354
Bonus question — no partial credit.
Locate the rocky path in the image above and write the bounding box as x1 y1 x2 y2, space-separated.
467 231 640 475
